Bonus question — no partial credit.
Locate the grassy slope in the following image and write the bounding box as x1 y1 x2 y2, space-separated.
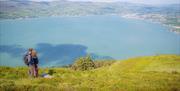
0 54 180 91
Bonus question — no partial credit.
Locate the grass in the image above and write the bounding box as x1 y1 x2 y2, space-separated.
0 54 180 91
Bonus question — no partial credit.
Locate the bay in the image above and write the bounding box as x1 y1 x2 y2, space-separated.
0 15 179 66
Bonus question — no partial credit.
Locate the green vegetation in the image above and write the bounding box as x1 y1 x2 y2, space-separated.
0 54 180 91
71 55 95 71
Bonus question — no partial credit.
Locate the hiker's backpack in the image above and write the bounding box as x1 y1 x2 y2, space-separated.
23 54 29 65
33 57 39 64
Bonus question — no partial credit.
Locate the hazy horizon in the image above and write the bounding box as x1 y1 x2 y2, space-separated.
26 0 180 5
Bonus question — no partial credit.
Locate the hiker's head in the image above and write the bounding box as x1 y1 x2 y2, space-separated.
29 48 33 51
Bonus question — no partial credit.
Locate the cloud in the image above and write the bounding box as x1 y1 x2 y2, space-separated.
68 0 180 4
27 0 180 4
28 0 58 2
68 0 120 2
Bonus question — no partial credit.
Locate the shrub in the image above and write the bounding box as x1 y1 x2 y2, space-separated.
71 55 95 71
48 69 55 75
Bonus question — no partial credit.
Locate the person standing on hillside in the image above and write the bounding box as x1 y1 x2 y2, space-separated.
24 48 39 78
31 48 39 77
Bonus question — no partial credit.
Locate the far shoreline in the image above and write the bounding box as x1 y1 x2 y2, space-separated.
0 14 179 34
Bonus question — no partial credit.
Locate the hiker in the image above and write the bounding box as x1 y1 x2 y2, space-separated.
24 48 39 78
30 48 39 77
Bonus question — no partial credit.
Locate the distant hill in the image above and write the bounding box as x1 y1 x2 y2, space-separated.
0 0 179 32
0 54 180 91
0 0 179 19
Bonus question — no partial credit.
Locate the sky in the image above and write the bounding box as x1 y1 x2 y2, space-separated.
29 0 180 5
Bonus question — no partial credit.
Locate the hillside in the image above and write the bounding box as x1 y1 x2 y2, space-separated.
0 55 180 91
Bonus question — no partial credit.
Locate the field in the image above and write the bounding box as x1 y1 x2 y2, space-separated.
0 55 180 91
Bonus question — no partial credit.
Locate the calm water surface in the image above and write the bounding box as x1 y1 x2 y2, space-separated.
0 15 180 66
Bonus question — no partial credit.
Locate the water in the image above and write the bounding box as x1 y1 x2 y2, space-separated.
0 15 180 66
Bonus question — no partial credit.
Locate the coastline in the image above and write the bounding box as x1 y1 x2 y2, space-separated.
120 13 180 34
0 14 179 34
